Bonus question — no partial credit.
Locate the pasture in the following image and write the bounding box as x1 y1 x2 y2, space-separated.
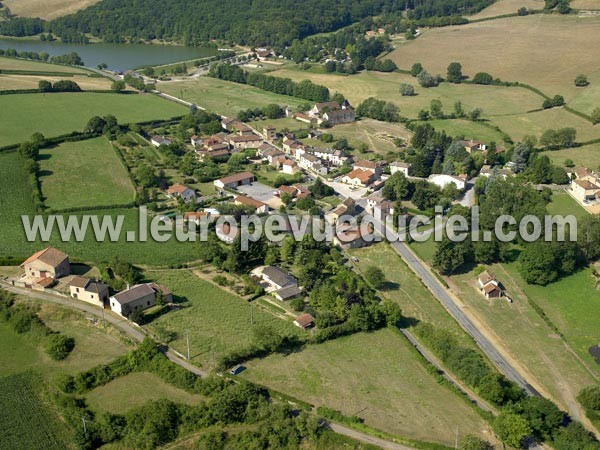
0 73 114 91
0 92 186 147
243 328 497 446
159 76 307 118
448 263 599 422
425 119 507 143
2 0 100 19
0 372 72 450
0 56 90 73
387 14 600 110
85 372 204 414
39 137 135 211
541 142 600 169
144 269 303 370
468 0 544 19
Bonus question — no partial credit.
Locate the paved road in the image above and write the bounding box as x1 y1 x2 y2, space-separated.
0 282 208 377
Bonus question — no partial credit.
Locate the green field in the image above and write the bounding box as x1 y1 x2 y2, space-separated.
243 328 497 446
448 264 599 422
0 372 72 450
542 142 600 169
546 190 589 220
86 372 204 414
0 92 186 147
0 55 90 74
159 76 307 118
39 137 136 210
425 119 507 143
144 270 303 370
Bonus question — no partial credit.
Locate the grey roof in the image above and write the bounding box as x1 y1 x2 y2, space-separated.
69 276 90 288
262 266 297 288
112 284 155 305
275 285 302 300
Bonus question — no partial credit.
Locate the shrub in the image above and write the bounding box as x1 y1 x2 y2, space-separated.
46 334 75 360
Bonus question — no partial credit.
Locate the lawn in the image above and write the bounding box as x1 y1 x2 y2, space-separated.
0 92 186 147
159 76 307 119
0 55 90 73
85 372 204 414
0 372 73 450
425 119 507 143
242 328 497 447
0 73 114 91
448 263 599 422
542 143 600 169
39 137 136 211
546 190 589 220
387 14 600 110
143 269 303 370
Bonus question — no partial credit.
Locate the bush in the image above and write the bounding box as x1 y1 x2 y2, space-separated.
472 72 493 85
46 334 75 360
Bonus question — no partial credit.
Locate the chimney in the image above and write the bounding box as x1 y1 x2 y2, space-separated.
126 283 130 290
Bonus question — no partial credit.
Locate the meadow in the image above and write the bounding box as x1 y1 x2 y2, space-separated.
2 0 100 19
243 328 497 447
0 56 90 73
541 142 600 168
39 137 136 210
144 269 303 370
387 14 600 111
0 73 114 91
0 92 186 147
159 76 307 118
85 372 204 414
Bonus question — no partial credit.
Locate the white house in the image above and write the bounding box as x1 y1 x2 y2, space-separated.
109 283 172 317
150 136 172 147
390 161 411 177
428 174 467 190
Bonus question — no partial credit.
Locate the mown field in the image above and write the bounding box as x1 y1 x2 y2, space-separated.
571 0 600 9
546 190 589 220
243 328 497 447
0 73 114 91
85 372 204 414
39 137 135 211
0 56 91 73
159 76 307 118
144 269 303 370
0 92 186 147
0 372 72 450
387 14 600 111
2 0 100 19
542 142 600 168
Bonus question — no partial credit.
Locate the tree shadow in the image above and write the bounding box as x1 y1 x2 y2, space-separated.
37 169 53 178
397 315 420 329
379 280 400 291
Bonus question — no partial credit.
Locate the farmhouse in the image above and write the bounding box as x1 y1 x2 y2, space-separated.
109 283 172 317
21 247 70 280
68 276 109 307
571 179 600 203
294 313 315 329
150 136 172 147
234 195 269 213
166 184 197 203
477 270 503 299
229 134 264 150
308 100 355 125
214 171 255 189
390 161 411 177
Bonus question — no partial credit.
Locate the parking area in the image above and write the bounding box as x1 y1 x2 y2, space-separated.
236 182 281 208
325 180 368 200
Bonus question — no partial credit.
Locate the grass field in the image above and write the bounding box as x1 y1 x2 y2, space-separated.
159 76 307 118
85 372 204 414
468 0 544 19
541 142 600 169
331 119 412 155
0 73 114 91
425 119 507 143
0 92 186 147
144 270 303 370
3 0 100 19
39 137 135 210
243 328 497 446
546 190 589 220
0 56 90 73
571 0 600 9
448 264 599 423
0 372 73 450
388 14 600 111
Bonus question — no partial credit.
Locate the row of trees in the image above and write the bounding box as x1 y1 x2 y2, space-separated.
209 63 330 102
38 79 81 92
0 48 84 66
237 103 285 122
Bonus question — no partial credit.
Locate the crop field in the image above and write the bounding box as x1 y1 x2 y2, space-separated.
39 137 135 211
0 56 90 73
243 328 497 446
85 372 204 414
541 142 600 168
0 92 186 147
468 0 544 19
159 76 307 118
3 0 100 19
387 14 600 111
144 270 303 370
0 372 72 450
0 73 114 91
448 264 599 423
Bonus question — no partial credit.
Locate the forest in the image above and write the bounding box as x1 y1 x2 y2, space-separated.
0 0 495 46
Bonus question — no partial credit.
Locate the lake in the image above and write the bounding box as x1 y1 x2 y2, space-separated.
0 37 218 70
